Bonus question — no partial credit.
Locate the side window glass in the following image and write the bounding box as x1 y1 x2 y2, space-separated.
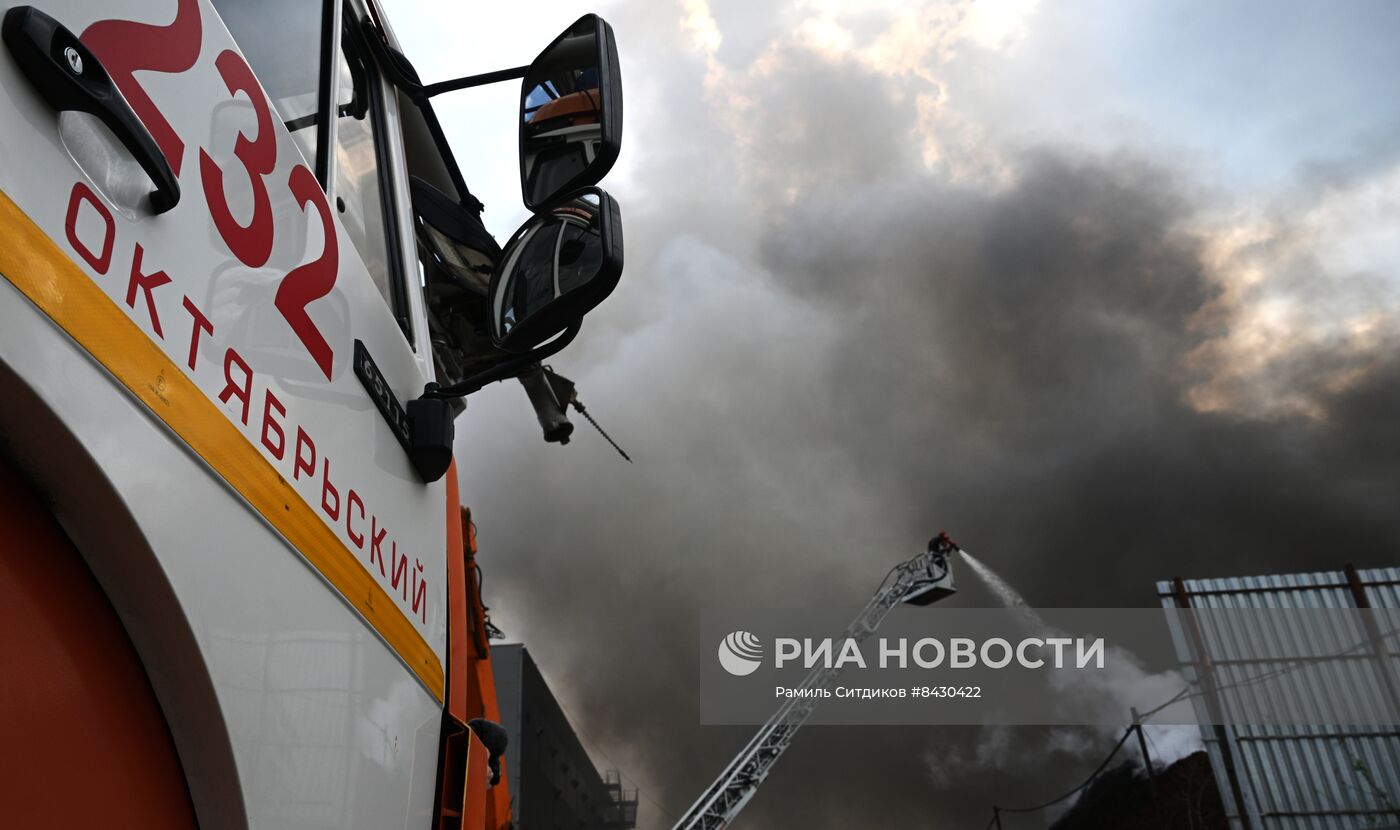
334 17 408 338
210 0 325 169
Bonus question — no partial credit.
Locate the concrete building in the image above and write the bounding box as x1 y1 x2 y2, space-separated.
493 645 639 830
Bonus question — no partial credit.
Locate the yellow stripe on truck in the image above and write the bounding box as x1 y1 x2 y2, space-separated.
0 189 445 702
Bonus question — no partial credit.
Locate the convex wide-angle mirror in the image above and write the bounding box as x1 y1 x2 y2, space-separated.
519 14 622 210
490 187 622 353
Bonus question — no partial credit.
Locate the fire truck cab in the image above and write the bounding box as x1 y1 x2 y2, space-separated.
0 1 623 827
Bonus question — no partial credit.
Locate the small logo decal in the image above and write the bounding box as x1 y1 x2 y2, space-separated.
718 631 764 676
147 368 170 406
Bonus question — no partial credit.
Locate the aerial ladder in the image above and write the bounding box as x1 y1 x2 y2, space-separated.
672 534 962 830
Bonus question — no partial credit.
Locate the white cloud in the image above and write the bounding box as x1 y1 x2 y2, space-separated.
963 0 1040 51
680 0 722 54
1185 163 1400 420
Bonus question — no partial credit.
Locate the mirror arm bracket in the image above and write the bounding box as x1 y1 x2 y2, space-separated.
355 16 525 99
403 322 581 482
418 65 530 100
421 321 582 401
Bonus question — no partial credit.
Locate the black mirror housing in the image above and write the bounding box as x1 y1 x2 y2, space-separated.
407 396 454 482
489 187 623 354
519 14 622 210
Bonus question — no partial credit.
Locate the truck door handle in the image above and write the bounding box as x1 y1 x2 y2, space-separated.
3 6 180 214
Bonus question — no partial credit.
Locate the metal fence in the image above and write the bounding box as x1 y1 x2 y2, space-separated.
1158 566 1400 830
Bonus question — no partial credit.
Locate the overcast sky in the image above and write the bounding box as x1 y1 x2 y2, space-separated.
386 1 1400 826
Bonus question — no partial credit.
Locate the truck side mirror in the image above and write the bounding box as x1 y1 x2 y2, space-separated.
519 14 622 210
489 187 622 354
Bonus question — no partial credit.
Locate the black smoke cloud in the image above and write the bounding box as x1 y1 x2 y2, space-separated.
760 153 1400 609
450 7 1400 828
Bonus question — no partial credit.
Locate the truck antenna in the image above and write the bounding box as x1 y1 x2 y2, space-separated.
571 399 632 463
